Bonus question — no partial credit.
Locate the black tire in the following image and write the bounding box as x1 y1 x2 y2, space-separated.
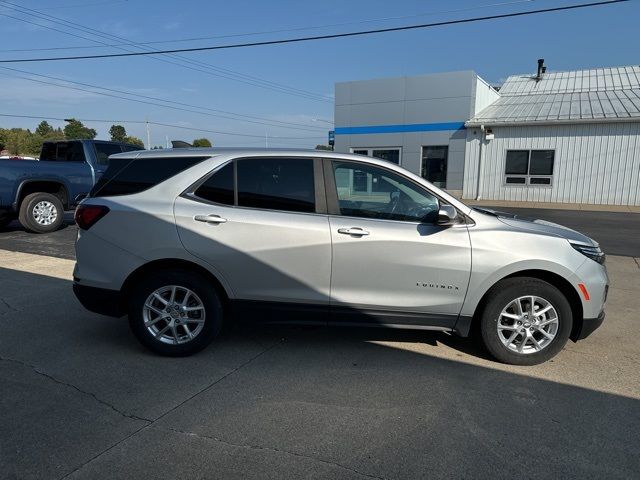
479 277 573 366
128 269 223 356
18 192 64 233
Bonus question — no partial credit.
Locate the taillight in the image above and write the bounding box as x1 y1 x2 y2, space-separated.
75 204 109 230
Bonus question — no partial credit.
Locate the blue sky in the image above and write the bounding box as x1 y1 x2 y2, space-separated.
0 0 637 148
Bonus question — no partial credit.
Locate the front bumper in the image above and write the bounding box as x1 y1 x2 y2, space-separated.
572 310 606 341
73 282 125 318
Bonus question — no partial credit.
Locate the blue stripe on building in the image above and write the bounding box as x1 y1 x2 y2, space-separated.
334 122 466 135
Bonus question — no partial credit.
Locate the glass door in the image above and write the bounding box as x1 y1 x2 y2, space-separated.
421 146 448 188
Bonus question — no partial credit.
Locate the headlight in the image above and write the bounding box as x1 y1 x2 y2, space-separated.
571 242 605 265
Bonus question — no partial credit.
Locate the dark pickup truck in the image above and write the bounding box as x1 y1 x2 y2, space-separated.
0 139 143 233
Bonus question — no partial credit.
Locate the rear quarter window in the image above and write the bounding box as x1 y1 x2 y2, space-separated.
94 143 125 166
91 156 208 197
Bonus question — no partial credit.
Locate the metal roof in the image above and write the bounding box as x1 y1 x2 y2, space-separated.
467 66 640 126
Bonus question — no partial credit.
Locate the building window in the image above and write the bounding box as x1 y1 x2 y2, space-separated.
350 148 401 165
421 146 448 188
505 150 554 186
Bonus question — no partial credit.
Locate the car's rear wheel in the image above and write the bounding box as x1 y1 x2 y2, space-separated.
479 277 573 365
128 269 223 356
18 192 64 233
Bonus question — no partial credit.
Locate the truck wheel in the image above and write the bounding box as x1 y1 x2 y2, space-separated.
18 192 65 233
479 277 573 366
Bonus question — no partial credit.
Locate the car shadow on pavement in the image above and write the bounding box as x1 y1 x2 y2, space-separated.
1 266 638 480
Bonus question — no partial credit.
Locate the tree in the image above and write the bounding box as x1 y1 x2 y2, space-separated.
35 121 54 137
63 118 97 140
109 124 127 142
315 144 333 151
192 138 212 148
124 135 145 148
2 128 35 156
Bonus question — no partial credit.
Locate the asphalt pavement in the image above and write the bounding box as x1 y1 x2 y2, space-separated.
0 207 639 260
1 250 639 479
482 206 640 257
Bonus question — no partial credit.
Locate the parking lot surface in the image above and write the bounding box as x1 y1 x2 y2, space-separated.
1 237 639 478
1 207 639 260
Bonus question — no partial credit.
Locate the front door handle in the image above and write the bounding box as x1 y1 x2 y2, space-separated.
337 227 370 236
194 214 228 224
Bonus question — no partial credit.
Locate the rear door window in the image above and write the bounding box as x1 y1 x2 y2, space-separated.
193 162 234 205
91 156 208 197
236 158 315 213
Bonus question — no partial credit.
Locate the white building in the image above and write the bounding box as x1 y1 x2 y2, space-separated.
335 64 640 206
464 65 640 206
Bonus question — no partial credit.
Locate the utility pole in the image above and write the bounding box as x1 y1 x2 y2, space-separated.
145 118 151 150
265 132 268 148
165 135 169 149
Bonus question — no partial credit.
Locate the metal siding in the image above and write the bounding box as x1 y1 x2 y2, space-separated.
463 123 640 205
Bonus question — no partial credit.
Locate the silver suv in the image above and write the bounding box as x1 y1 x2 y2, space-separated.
73 149 608 365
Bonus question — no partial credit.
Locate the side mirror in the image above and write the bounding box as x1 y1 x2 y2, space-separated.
437 205 459 226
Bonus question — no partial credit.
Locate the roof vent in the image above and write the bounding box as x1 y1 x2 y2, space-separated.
536 58 546 82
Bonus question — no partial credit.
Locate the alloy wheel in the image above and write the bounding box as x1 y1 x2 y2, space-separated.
497 295 559 354
143 285 206 345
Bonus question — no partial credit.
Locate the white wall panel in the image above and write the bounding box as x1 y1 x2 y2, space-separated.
463 123 640 205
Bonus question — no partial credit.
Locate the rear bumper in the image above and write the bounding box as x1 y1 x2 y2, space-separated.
73 282 125 318
572 310 605 341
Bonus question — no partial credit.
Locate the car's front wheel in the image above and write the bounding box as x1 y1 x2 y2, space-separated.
128 269 223 356
479 277 573 365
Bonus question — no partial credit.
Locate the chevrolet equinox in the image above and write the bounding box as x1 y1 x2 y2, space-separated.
73 149 608 365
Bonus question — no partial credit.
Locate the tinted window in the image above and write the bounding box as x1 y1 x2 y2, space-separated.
372 149 400 165
40 141 85 162
94 143 124 166
332 161 439 223
505 177 526 184
505 150 529 174
529 150 554 175
529 177 551 185
91 156 207 197
194 162 234 205
237 158 315 213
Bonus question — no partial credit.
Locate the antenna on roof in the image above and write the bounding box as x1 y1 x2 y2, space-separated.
536 58 546 82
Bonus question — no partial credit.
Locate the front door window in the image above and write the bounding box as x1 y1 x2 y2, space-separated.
421 146 448 188
332 161 440 223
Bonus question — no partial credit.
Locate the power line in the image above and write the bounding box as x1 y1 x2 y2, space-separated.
0 0 536 53
0 66 327 131
0 1 331 102
0 113 326 140
0 69 328 133
0 1 628 63
0 7 329 103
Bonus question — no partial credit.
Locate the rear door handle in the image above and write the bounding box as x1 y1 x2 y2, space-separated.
194 214 228 224
337 227 370 236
